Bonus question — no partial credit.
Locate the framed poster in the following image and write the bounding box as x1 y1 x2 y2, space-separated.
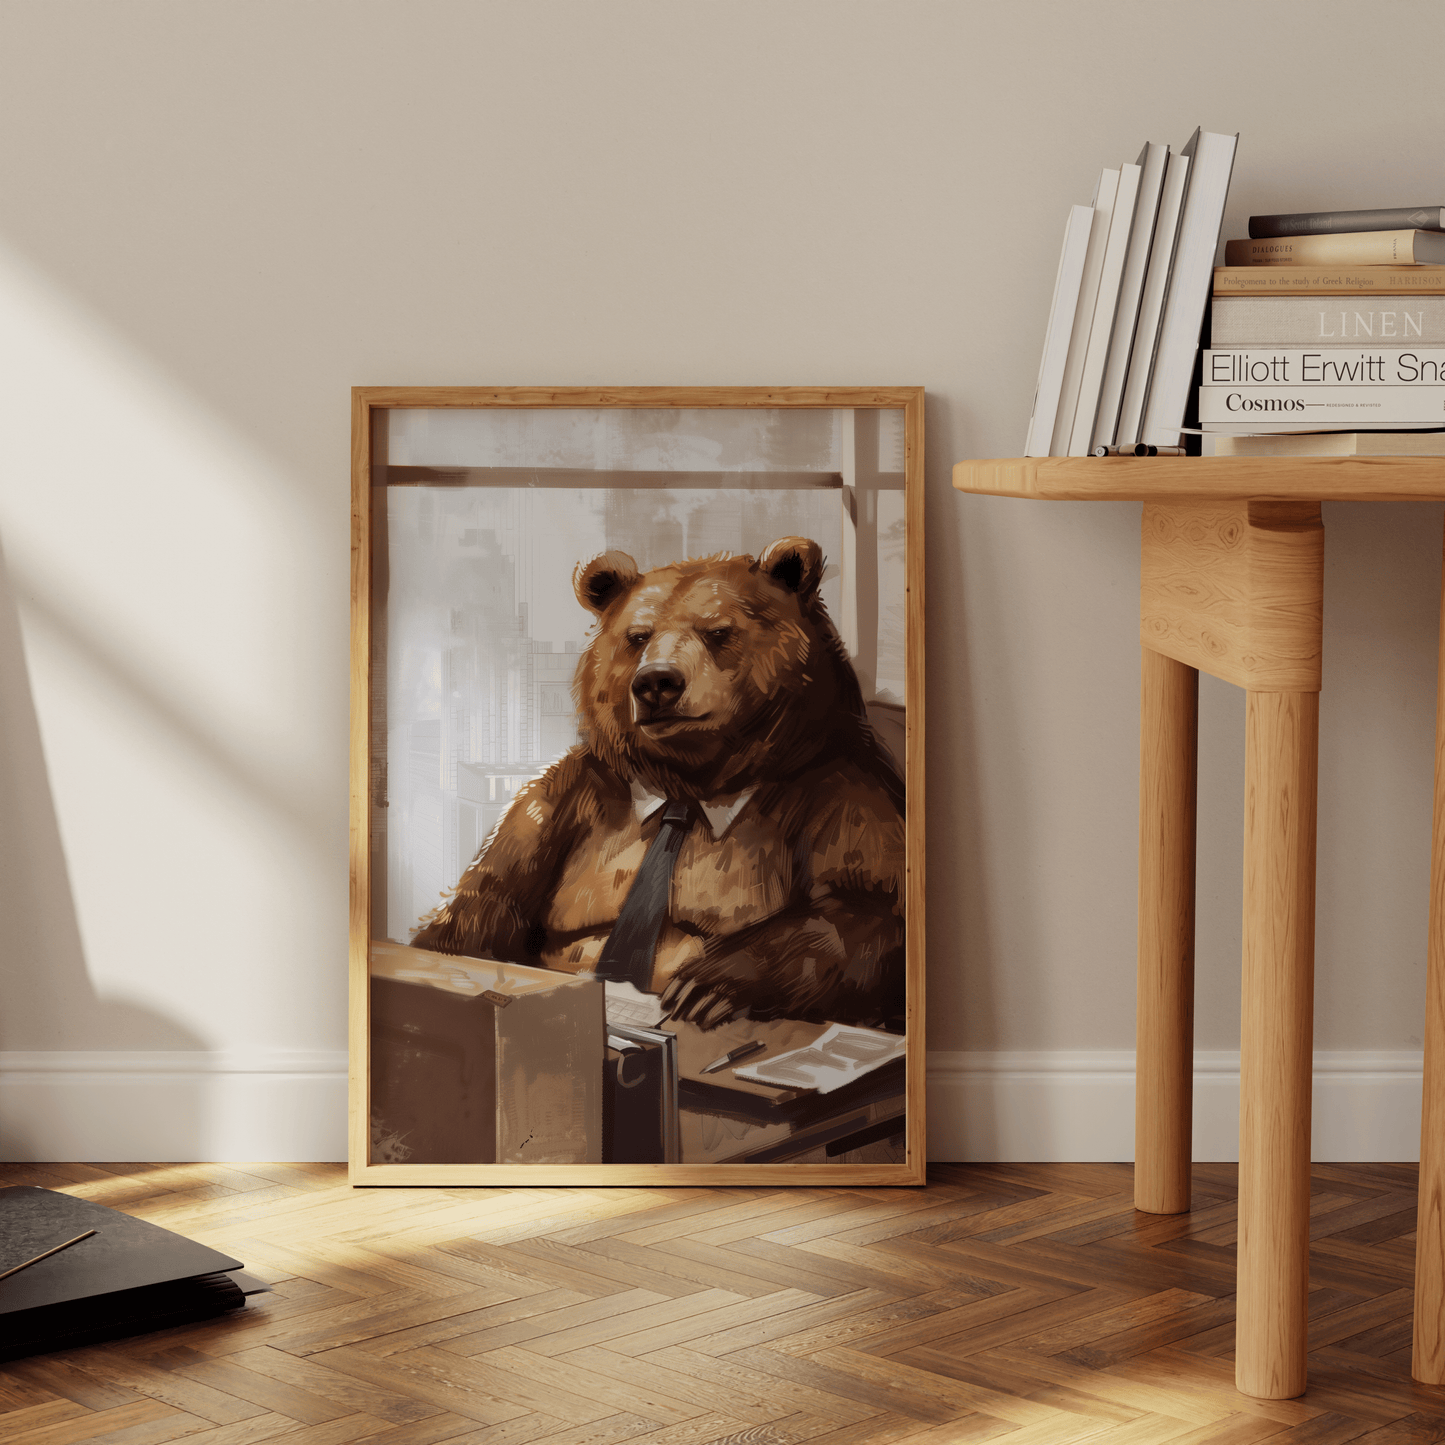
350 387 924 1183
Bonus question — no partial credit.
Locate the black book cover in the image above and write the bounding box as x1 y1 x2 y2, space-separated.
0 1186 249 1360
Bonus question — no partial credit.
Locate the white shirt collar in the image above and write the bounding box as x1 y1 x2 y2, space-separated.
629 778 755 841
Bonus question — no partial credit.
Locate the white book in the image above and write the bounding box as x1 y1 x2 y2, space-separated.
1214 432 1445 457
1116 148 1190 444
1141 128 1239 447
1069 162 1142 455
1198 384 1445 428
1050 168 1119 456
1202 349 1445 384
1024 206 1096 457
1093 142 1168 450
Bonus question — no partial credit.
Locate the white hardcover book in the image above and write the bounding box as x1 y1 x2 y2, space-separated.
1050 168 1119 456
1202 349 1445 384
1211 295 1445 347
1198 384 1445 428
1069 162 1142 455
1024 206 1096 457
1093 142 1168 450
1116 149 1190 444
1141 128 1239 446
1215 432 1445 457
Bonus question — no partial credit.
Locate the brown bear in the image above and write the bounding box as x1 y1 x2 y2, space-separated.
410 536 906 1031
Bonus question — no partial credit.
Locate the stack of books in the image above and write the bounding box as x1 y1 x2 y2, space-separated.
1025 128 1238 457
1205 205 1445 457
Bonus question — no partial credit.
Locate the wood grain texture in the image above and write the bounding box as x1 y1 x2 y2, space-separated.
1140 501 1324 692
348 393 372 1179
3 1161 1443 1443
953 454 1445 501
357 386 924 410
1237 691 1320 1400
348 387 926 1186
1415 516 1445 1386
902 388 927 1188
1136 649 1198 1218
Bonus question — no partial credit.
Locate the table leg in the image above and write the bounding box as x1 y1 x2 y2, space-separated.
1136 646 1198 1216
1413 520 1445 1385
1236 690 1318 1400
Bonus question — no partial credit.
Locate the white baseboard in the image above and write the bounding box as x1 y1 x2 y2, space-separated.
0 1048 1425 1164
0 1050 349 1163
926 1050 1426 1164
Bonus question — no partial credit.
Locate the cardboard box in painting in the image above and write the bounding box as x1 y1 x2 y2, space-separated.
369 942 604 1164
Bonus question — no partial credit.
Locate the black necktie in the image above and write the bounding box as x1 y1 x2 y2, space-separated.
596 800 693 991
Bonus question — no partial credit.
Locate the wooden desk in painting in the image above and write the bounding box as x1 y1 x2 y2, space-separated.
369 944 905 1169
952 455 1445 1399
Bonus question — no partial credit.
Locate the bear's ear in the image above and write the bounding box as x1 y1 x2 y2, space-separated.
757 537 824 600
574 551 641 615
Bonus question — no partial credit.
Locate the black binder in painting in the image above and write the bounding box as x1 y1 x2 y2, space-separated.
603 1022 680 1164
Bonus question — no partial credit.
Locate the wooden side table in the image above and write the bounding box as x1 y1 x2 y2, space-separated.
952 456 1445 1401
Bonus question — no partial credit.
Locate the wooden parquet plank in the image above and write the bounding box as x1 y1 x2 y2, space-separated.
5 1397 204 1445
635 1347 878 1425
760 1195 978 1248
1 1356 143 1411
714 1346 959 1425
491 1289 747 1358
677 1290 902 1359
0 1399 93 1435
473 1346 705 1426
349 1291 600 1359
602 1288 840 1357
867 1284 1140 1358
169 1356 363 1426
448 1238 703 1300
302 1346 539 1427
687 1198 886 1249
578 1237 822 1300
542 1193 770 1249
220 1345 439 1423
552 1345 788 1427
59 1350 273 1425
979 1347 1243 1426
765 1288 984 1357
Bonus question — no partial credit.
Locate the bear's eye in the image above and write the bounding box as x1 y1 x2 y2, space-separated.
703 626 733 647
626 629 652 648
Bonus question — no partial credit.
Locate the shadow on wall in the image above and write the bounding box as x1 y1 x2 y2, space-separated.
0 535 211 1157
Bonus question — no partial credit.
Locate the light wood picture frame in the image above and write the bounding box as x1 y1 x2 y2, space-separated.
350 387 925 1184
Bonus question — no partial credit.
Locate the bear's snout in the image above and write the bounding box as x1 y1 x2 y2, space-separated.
631 661 687 718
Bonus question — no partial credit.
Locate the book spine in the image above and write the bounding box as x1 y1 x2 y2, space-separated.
1117 149 1191 443
1214 267 1445 296
1211 295 1445 346
1050 170 1119 455
1069 163 1142 455
1202 349 1445 384
1093 142 1169 449
1198 384 1445 425
1140 129 1238 447
1025 206 1094 457
1224 231 1430 267
1249 207 1445 239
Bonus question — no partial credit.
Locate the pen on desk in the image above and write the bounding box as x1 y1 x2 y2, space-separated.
701 1039 768 1075
0 1229 96 1284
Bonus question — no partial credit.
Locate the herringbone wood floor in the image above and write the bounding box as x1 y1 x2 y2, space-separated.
0 1162 1442 1445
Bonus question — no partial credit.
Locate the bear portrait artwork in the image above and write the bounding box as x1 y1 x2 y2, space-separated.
411 538 906 1033
354 392 923 1181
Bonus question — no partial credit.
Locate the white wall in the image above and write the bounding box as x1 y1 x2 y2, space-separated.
0 0 1440 1161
